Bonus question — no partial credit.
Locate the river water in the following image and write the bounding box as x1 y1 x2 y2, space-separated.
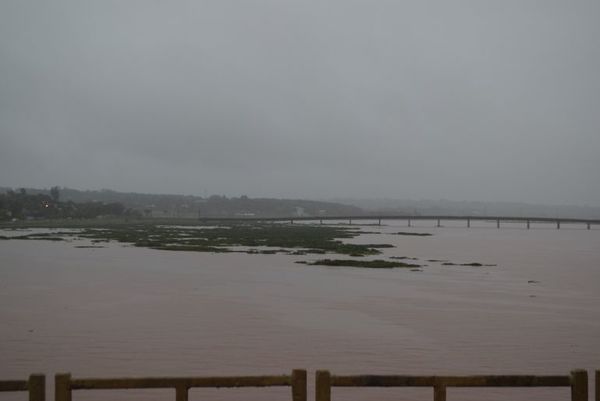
1 221 599 401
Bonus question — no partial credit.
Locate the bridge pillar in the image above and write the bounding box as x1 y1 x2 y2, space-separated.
497 219 500 229
557 221 560 229
467 218 470 228
527 220 530 229
437 219 441 228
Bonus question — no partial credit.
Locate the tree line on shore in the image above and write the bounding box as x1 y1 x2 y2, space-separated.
0 187 138 221
1 187 365 218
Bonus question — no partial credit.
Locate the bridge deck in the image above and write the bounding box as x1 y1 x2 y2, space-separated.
197 215 600 224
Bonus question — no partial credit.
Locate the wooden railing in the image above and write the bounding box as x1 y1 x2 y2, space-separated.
315 370 589 401
55 370 306 401
0 375 45 401
1 370 597 401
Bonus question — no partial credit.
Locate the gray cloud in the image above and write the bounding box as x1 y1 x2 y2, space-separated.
1 0 599 204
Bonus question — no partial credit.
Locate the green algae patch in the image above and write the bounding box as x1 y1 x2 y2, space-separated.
1 221 394 256
8 233 66 241
441 262 496 267
392 232 433 236
149 244 231 253
302 258 421 269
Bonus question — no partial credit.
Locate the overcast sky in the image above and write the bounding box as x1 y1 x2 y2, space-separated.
1 1 599 205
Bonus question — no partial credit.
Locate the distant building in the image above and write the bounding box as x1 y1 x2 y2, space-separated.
295 207 307 217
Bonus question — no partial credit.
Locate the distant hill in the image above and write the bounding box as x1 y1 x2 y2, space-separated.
0 187 363 218
333 198 600 220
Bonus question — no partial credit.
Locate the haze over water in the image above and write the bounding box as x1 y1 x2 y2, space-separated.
1 223 598 401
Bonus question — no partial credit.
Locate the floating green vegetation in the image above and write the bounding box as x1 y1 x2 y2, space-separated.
441 262 496 267
144 244 230 253
1 233 66 241
1 221 394 256
392 232 433 236
443 262 479 266
246 249 291 255
299 258 421 269
390 256 419 260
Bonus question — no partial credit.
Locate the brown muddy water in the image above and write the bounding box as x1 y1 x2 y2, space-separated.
1 222 599 401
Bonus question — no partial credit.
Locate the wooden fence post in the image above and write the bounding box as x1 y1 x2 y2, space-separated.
55 374 71 401
571 369 587 401
433 382 446 401
315 370 331 401
28 375 45 401
175 385 188 401
291 369 307 401
595 370 599 401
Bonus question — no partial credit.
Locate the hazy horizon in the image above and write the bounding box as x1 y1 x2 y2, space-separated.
5 184 600 212
1 1 599 206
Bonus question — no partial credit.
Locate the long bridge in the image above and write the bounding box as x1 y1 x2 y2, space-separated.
198 215 600 229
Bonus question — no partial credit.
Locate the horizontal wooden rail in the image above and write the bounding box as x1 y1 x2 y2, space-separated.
0 380 28 392
316 370 587 401
0 375 45 401
57 370 306 401
70 375 293 389
330 374 572 387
